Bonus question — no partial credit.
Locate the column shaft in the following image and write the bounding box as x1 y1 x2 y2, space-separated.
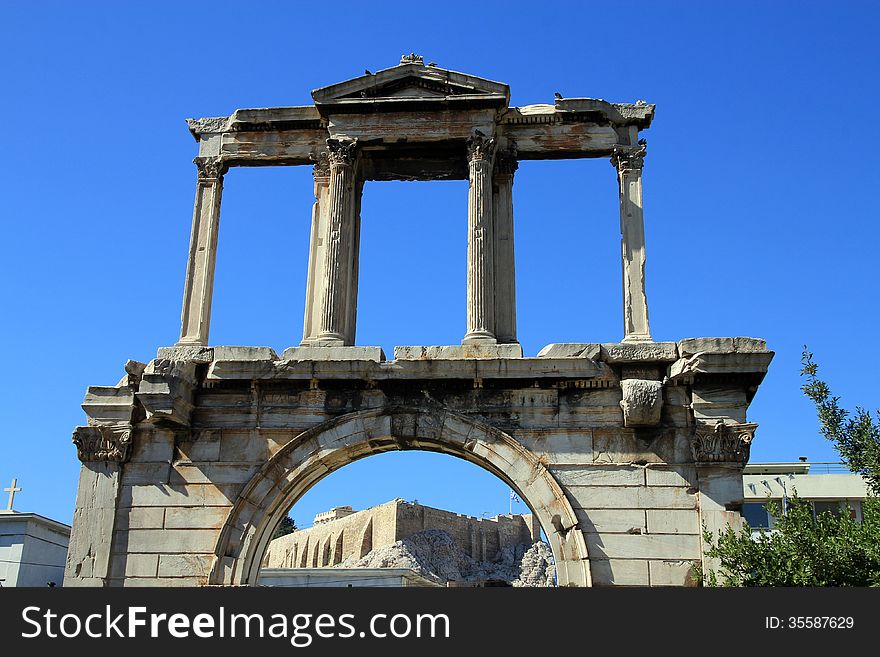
345 180 364 343
316 139 358 346
613 144 652 342
302 158 330 344
493 150 518 344
463 134 497 344
178 157 226 345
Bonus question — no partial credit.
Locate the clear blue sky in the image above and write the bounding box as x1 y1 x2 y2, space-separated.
1 1 878 528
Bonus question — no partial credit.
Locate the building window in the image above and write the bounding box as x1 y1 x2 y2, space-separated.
812 500 844 519
812 500 861 521
741 503 771 529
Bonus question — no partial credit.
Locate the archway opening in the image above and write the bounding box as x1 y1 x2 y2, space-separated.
210 408 590 587
257 451 555 587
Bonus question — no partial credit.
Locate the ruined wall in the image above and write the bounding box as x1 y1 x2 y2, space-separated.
65 338 771 587
264 499 539 569
394 502 538 562
264 501 396 569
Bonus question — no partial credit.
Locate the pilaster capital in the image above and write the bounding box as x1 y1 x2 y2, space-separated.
494 143 519 176
193 156 228 181
326 138 359 167
611 140 646 173
692 420 757 465
466 131 496 164
72 424 132 463
311 151 331 178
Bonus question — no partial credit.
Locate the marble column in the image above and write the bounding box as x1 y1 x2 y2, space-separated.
345 179 364 344
493 147 518 344
611 142 652 343
301 154 331 345
178 156 227 346
463 132 497 344
316 139 359 346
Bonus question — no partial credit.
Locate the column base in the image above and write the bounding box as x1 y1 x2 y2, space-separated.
622 333 653 344
462 331 497 345
312 333 346 347
176 337 208 347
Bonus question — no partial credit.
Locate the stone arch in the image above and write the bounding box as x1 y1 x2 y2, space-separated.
209 406 591 586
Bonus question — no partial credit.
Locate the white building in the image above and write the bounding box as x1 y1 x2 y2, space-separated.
0 511 71 587
741 461 870 528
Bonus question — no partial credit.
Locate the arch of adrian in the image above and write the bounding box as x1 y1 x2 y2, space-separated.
65 55 773 587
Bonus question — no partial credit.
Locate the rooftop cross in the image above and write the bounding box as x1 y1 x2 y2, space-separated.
4 478 22 511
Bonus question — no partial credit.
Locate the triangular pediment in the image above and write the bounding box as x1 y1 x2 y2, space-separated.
311 62 510 106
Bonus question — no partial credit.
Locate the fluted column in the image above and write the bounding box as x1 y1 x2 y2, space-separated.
612 142 652 342
493 147 518 344
316 139 359 346
301 154 331 345
178 156 227 345
463 132 497 344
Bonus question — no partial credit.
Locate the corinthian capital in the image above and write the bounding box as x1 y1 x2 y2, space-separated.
72 424 133 463
692 420 757 465
193 156 228 180
326 138 359 166
466 131 496 163
611 141 647 172
311 151 331 178
494 143 519 176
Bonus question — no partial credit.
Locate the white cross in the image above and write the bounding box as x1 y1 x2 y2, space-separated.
4 478 22 511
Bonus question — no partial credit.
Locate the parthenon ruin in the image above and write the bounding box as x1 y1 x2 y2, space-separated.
65 57 773 587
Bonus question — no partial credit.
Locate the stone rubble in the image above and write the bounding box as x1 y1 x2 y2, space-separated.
337 528 555 586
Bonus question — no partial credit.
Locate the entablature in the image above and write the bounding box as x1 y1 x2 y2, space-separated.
185 61 654 171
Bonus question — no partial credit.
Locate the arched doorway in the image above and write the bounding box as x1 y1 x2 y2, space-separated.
210 406 590 586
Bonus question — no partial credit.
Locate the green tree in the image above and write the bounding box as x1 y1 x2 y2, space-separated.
272 515 298 540
703 498 880 586
801 349 880 496
702 349 880 586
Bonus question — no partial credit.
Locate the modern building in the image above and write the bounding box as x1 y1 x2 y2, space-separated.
0 510 71 587
741 461 870 528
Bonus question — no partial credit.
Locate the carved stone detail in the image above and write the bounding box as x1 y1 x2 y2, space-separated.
494 144 519 176
186 116 230 134
466 131 496 163
73 425 132 463
311 151 331 178
610 141 647 172
326 138 358 167
619 378 663 427
136 359 197 426
692 420 757 464
193 156 228 181
400 53 424 65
